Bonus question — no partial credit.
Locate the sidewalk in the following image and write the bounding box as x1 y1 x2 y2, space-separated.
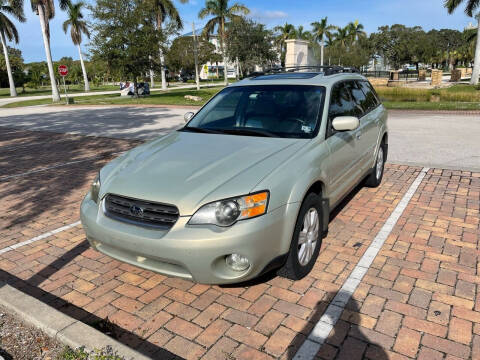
0 83 221 107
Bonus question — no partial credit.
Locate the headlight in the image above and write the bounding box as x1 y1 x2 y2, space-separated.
188 191 269 227
90 173 101 203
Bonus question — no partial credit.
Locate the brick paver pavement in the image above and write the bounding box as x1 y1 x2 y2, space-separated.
0 127 479 359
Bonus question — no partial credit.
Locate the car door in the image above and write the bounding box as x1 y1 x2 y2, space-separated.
324 81 364 206
346 80 378 173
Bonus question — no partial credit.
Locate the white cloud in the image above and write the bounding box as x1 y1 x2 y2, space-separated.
249 8 288 21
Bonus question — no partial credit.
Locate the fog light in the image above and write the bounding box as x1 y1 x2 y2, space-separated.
226 254 250 272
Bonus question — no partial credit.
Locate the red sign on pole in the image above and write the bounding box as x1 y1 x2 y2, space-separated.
58 65 68 77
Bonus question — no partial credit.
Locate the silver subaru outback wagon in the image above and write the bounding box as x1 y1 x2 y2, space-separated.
80 66 388 284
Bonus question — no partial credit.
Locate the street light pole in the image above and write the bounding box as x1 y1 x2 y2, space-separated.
192 22 200 91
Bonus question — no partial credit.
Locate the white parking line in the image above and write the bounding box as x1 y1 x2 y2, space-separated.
0 152 122 181
293 167 429 360
0 221 81 255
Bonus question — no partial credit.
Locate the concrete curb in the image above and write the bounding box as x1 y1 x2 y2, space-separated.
0 282 151 360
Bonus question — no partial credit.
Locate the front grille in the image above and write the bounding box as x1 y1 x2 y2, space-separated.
104 194 179 229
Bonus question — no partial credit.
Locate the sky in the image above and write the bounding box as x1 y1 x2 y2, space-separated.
8 0 475 63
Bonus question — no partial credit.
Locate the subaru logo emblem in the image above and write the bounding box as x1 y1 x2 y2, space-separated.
130 205 144 217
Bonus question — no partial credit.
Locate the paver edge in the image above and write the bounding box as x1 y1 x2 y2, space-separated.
0 282 151 360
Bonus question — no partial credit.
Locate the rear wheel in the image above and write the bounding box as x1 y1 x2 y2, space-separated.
365 142 386 188
278 193 323 280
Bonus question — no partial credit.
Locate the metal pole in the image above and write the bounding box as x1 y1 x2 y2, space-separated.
62 76 69 104
192 22 200 91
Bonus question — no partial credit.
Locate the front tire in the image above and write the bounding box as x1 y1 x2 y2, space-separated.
365 141 386 188
278 193 323 280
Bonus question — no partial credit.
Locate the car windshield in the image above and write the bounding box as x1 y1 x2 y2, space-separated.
183 85 326 139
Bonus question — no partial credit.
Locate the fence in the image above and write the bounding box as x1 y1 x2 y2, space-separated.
361 69 429 81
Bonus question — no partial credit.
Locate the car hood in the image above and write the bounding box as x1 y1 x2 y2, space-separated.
100 131 307 215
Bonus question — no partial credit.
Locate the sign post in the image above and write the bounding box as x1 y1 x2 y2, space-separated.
58 65 69 104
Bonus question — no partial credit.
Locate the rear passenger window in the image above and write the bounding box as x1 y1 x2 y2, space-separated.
358 81 380 112
328 83 357 120
346 81 368 116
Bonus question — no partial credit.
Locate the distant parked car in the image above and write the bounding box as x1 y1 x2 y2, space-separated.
177 71 195 83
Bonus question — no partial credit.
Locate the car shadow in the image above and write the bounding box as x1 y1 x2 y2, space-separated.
0 242 182 359
0 107 183 141
0 128 142 231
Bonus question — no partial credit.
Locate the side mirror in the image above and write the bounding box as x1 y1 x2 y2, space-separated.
332 116 360 132
184 112 195 123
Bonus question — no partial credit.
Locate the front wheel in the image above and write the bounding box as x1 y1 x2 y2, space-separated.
278 193 323 280
365 142 386 188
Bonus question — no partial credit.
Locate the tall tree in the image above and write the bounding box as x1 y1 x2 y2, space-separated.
347 20 366 43
31 0 68 101
273 22 295 67
293 25 311 41
63 0 90 91
445 0 480 84
90 0 163 94
0 0 25 97
334 26 350 48
311 17 337 66
166 35 216 74
199 0 249 86
148 0 188 90
225 19 277 75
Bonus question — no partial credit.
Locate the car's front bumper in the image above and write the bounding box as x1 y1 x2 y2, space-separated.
80 193 300 284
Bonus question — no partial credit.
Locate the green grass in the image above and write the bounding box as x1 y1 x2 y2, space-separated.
0 84 120 97
2 87 223 108
383 101 480 111
375 84 480 105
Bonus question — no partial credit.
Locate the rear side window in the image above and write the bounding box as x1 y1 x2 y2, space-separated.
346 81 368 116
328 82 358 120
358 81 381 112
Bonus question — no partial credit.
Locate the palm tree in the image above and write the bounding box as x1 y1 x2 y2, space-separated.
0 0 25 97
273 22 295 67
199 0 249 86
335 26 350 48
31 0 69 102
62 1 90 92
149 0 188 90
311 17 337 66
294 25 311 41
347 20 366 43
445 0 480 85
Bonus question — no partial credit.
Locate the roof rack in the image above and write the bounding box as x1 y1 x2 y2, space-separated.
249 65 360 78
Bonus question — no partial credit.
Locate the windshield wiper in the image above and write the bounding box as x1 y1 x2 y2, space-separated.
219 128 278 138
180 127 223 134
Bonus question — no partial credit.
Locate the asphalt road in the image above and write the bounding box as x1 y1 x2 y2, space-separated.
0 106 478 172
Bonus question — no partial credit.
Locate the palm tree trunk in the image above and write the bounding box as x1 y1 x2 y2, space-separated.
159 46 167 90
0 32 17 97
77 44 90 92
148 55 155 88
320 41 324 66
470 14 480 85
221 18 228 86
38 5 60 102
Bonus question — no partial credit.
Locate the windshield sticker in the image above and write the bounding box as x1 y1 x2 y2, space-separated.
301 125 312 133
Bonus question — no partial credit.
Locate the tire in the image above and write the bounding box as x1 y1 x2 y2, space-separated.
278 193 323 280
365 141 386 188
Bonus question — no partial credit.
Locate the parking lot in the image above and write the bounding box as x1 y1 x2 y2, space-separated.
0 107 479 359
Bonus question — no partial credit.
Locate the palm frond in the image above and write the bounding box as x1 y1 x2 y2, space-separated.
229 3 249 16
0 13 19 42
202 17 219 39
444 0 464 14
